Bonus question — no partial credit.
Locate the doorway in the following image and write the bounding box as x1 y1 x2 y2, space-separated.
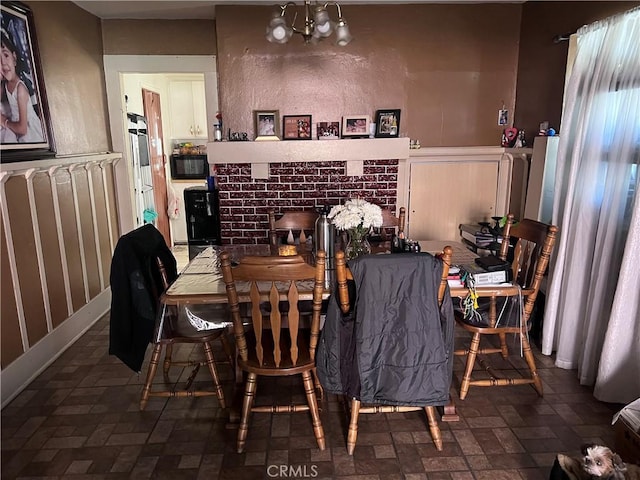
103 55 218 243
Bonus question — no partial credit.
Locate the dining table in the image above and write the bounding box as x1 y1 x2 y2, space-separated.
162 240 486 305
160 239 514 423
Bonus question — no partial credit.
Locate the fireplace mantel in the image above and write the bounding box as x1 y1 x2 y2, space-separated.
207 137 410 164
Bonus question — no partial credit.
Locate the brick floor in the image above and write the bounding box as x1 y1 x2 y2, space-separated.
1 314 623 479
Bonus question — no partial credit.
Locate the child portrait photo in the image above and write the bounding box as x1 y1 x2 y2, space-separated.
1 1 53 161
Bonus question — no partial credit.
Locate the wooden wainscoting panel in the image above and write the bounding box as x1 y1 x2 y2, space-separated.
33 173 68 329
5 176 47 349
90 164 112 291
70 167 101 301
408 161 499 241
103 161 120 258
55 170 86 312
1 217 22 368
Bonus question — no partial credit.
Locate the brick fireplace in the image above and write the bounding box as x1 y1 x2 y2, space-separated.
208 138 410 245
216 159 399 244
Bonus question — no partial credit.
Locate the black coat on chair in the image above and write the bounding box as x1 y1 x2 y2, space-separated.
317 253 455 406
109 224 177 372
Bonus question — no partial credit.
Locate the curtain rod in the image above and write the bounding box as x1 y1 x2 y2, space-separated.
553 32 575 43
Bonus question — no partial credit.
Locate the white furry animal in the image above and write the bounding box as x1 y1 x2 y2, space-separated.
555 445 640 480
581 444 640 480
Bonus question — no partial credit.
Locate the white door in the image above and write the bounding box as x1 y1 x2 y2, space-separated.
408 161 499 241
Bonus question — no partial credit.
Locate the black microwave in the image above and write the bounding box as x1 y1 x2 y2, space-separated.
170 154 209 180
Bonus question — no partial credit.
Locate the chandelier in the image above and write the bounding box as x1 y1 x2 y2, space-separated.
265 1 353 46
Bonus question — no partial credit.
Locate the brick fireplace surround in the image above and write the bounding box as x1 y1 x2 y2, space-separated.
216 159 399 244
208 138 410 244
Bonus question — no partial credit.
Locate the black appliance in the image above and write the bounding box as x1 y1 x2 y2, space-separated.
170 154 209 179
184 186 222 259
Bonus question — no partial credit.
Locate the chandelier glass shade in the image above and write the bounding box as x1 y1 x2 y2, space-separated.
265 1 353 46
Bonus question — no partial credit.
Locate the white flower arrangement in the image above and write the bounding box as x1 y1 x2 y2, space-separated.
328 199 383 231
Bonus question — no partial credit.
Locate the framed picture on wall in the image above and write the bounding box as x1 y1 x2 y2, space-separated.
316 121 340 139
342 115 370 138
0 1 55 163
282 114 312 140
374 109 401 138
254 110 280 141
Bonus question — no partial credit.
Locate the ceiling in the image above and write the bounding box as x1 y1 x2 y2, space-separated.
72 0 525 20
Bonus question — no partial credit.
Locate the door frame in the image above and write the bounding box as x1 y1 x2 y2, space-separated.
103 55 218 238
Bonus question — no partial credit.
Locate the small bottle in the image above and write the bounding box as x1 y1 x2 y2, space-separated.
391 234 400 253
214 124 222 142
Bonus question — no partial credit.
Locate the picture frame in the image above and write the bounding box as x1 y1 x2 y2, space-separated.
342 115 370 138
374 109 401 138
316 121 340 140
282 114 312 140
254 110 280 141
1 1 55 163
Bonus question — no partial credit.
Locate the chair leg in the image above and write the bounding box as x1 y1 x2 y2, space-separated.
311 367 324 401
302 370 325 450
202 341 226 408
237 372 257 454
140 343 163 411
163 344 173 381
424 406 443 451
521 333 544 396
347 398 361 455
219 334 235 372
498 332 509 359
460 332 481 400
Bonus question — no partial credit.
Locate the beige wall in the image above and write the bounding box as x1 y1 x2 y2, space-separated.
28 1 111 156
1 3 116 404
216 5 522 147
515 1 638 143
102 19 217 55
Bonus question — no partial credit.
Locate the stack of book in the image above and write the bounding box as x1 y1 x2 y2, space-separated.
447 266 464 287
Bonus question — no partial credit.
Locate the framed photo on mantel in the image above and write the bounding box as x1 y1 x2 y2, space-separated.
342 115 370 139
374 109 401 138
282 114 312 140
317 121 340 139
254 110 280 141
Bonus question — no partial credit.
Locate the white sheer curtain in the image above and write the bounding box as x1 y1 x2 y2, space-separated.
542 7 640 404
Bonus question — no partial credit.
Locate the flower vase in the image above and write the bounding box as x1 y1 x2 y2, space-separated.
345 227 372 260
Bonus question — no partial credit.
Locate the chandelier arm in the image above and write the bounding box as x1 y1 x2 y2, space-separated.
269 0 350 45
321 1 343 18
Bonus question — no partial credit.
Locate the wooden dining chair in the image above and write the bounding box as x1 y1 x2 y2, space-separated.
139 256 233 411
453 214 558 399
334 247 453 454
379 206 406 239
268 209 319 246
219 251 327 453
